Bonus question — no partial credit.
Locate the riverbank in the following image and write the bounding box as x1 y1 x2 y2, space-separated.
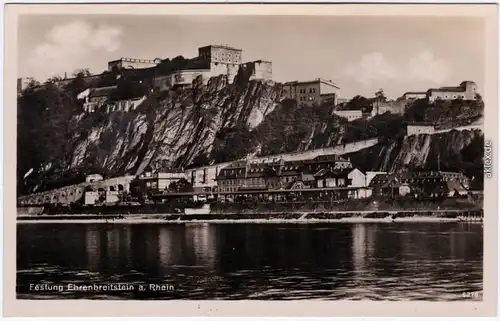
17 209 483 224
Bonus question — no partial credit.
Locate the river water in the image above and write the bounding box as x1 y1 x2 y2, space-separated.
17 222 483 300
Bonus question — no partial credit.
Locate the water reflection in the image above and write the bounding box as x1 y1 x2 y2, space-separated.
17 222 483 300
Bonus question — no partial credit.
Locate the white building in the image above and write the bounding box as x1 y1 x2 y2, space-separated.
86 174 104 183
333 110 363 122
406 123 435 136
108 57 162 71
284 78 340 107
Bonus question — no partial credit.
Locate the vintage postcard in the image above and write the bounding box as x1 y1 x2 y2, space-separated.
3 2 499 318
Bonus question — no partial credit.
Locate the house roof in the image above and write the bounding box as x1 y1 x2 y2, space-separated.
299 172 316 182
369 171 470 192
369 173 396 188
430 181 467 194
216 164 277 180
286 179 313 189
306 154 350 164
217 159 313 180
460 81 476 87
407 121 436 127
314 168 351 178
199 44 242 52
403 91 427 95
89 85 117 98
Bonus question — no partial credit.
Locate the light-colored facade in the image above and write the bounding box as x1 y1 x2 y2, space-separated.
398 183 411 196
108 57 161 71
333 110 363 121
239 60 273 81
399 81 479 103
284 78 340 107
347 169 366 188
407 124 436 136
86 174 104 183
77 88 91 101
18 175 135 206
427 81 478 103
157 171 188 190
347 168 374 199
153 45 273 91
17 77 37 93
198 45 242 84
369 101 406 117
84 191 99 205
139 168 188 191
198 45 242 65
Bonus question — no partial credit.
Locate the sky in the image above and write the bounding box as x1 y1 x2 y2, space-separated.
18 14 485 99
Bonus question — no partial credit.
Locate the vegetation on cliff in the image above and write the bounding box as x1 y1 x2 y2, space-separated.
347 129 484 188
17 69 485 194
405 96 484 128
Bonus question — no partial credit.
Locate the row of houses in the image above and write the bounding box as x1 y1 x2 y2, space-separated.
19 153 472 207
213 157 470 199
114 151 473 200
370 171 470 198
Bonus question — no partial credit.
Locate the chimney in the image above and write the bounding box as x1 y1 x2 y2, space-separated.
64 72 67 79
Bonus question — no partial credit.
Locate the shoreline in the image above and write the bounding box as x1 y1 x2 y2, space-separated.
17 211 483 224
15 218 483 224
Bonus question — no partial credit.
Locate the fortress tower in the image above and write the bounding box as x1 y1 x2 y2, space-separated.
198 45 242 83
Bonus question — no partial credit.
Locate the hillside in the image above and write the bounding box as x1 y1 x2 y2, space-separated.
17 69 485 194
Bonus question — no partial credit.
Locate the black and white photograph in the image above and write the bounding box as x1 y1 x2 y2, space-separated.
5 2 498 318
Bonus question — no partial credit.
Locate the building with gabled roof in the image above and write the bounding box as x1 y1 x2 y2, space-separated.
368 171 470 198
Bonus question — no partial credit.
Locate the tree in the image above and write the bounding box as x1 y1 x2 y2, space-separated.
72 68 91 77
375 89 387 102
66 69 91 96
110 76 149 100
343 95 372 111
211 125 256 163
169 178 194 193
45 75 63 85
17 84 81 194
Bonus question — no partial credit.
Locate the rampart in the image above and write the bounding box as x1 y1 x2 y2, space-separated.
18 176 135 206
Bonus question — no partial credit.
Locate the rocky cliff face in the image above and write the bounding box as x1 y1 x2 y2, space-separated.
18 73 292 193
70 75 287 174
17 69 484 194
349 129 484 181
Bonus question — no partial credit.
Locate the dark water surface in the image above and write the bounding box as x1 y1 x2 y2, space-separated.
17 222 483 300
